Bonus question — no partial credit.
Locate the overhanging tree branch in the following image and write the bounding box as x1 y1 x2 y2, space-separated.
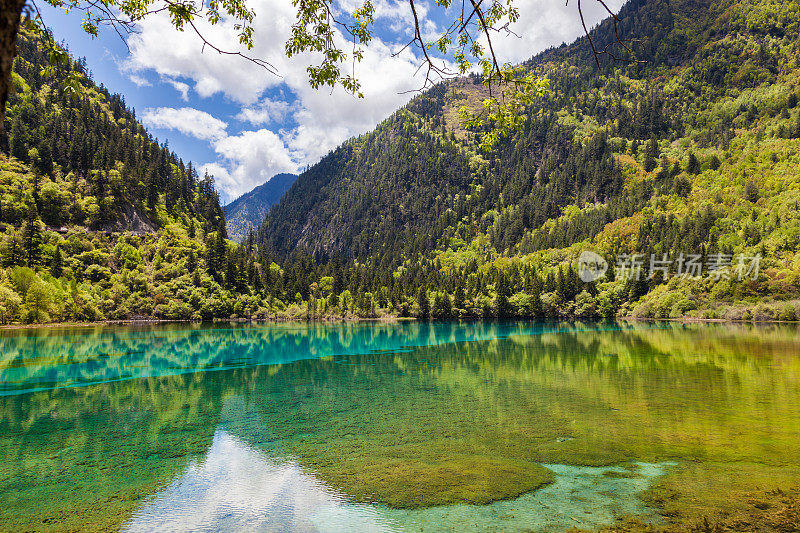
0 0 640 137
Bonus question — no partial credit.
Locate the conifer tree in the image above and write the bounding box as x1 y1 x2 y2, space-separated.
206 233 219 281
417 287 430 319
453 284 466 310
9 116 26 161
225 256 237 289
36 140 53 175
21 203 42 266
212 223 228 283
51 245 63 278
1 231 23 268
530 284 543 318
686 153 701 174
644 137 659 172
187 250 197 273
495 272 512 318
432 292 452 319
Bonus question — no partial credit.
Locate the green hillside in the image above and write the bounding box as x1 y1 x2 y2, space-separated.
2 0 800 325
257 0 800 321
0 27 268 323
224 172 296 242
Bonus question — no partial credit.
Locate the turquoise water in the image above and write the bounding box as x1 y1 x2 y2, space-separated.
1 321 799 531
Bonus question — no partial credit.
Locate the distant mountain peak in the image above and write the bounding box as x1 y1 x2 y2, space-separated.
224 173 298 242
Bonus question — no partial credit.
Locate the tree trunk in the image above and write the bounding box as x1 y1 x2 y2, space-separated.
0 0 26 135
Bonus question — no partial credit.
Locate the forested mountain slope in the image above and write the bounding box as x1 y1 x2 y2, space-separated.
2 0 800 326
0 28 261 322
257 0 800 320
224 172 296 242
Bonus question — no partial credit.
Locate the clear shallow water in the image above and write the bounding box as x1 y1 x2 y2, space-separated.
0 321 799 531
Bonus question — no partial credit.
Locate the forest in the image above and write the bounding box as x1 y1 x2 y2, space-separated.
259 0 800 322
1 0 800 324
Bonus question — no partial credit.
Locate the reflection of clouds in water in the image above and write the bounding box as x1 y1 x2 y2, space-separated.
125 396 671 532
125 428 672 533
125 430 398 533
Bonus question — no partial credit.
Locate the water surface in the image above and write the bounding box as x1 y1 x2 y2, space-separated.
0 321 798 531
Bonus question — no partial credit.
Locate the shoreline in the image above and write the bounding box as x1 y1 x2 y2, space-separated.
1 315 798 331
0 315 418 330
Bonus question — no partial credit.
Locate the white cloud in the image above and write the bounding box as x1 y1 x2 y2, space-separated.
122 0 428 197
128 74 151 87
236 99 294 126
279 36 426 162
486 0 628 63
142 107 228 141
140 108 298 199
126 430 396 532
124 0 295 104
337 0 415 28
203 129 298 199
166 79 191 101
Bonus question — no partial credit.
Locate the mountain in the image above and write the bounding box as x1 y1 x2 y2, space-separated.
256 0 730 262
0 27 265 323
224 172 297 242
3 0 800 327
257 0 800 320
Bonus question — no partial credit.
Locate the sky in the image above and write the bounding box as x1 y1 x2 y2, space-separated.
40 0 624 204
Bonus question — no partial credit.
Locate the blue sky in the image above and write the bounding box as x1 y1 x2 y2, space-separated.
41 0 624 204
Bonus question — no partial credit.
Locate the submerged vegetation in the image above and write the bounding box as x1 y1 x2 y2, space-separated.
0 322 798 530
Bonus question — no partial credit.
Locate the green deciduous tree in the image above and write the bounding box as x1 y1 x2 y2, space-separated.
0 283 22 323
23 279 51 323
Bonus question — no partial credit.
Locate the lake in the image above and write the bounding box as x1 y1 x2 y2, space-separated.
0 321 798 531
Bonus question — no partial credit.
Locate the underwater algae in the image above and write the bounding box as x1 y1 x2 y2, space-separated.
318 454 555 509
635 461 800 531
233 324 800 522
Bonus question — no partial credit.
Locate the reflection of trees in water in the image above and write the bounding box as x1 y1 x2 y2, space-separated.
0 322 513 393
0 374 223 530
